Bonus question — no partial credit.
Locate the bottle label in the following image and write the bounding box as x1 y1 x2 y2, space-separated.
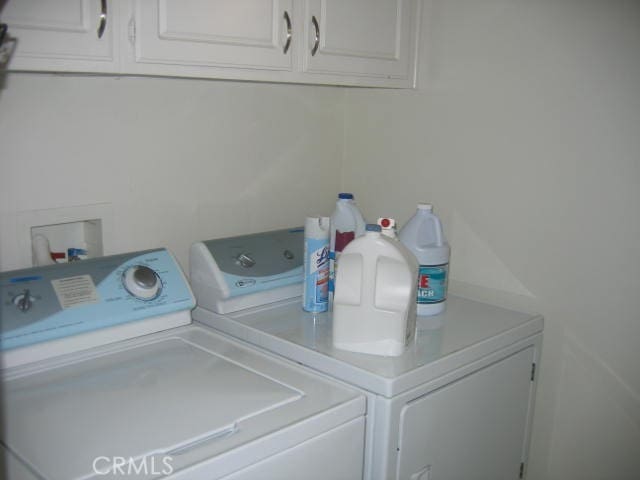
315 264 329 303
309 244 329 275
330 231 355 294
334 230 355 253
416 264 448 304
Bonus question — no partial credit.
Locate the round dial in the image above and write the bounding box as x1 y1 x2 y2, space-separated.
13 289 34 312
235 253 255 268
122 265 161 300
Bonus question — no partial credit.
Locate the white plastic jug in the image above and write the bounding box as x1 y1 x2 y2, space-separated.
333 224 418 357
399 203 450 316
329 193 366 294
330 193 366 255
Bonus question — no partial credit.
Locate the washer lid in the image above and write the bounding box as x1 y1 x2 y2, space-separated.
2 326 363 480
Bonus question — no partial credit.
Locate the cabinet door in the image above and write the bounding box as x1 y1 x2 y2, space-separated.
1 0 118 72
301 0 419 87
396 347 535 480
131 0 295 77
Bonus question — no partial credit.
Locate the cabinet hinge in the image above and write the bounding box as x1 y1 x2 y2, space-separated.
519 462 525 478
128 17 136 45
530 363 536 381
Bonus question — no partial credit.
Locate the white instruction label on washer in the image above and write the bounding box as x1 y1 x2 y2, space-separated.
52 275 100 309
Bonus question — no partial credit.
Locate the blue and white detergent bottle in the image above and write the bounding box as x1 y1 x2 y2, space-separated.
303 216 330 312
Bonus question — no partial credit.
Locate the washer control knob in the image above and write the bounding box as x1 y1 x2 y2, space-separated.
13 289 33 312
123 265 161 300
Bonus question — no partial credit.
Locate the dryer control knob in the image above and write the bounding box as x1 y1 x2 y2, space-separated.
123 265 161 300
235 253 256 268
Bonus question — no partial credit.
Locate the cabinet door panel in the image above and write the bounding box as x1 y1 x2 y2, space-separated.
134 0 294 71
2 0 117 71
159 0 274 46
397 347 535 480
302 0 418 83
316 1 399 60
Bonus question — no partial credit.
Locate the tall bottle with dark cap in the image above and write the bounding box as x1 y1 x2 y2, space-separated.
329 193 366 296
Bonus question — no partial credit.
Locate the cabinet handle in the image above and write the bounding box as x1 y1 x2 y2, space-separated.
283 11 292 54
0 24 7 46
97 0 107 39
311 15 320 56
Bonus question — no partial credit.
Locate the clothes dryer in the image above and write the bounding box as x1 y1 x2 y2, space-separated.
190 234 543 480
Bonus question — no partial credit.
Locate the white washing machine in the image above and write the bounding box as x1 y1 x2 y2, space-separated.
190 232 544 480
0 249 365 480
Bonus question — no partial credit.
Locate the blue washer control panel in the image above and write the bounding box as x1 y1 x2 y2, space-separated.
1 249 195 352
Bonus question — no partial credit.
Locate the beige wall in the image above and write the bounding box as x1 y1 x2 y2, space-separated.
343 0 640 478
0 75 344 270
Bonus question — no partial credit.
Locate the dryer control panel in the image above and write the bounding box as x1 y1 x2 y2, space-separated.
1 249 195 360
190 228 304 314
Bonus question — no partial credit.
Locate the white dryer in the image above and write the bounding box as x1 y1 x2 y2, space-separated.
190 232 544 480
0 249 365 480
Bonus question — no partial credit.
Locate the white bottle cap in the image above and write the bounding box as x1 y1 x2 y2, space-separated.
305 216 330 239
417 203 433 211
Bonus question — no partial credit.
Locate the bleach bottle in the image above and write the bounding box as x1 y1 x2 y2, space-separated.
399 203 450 316
303 216 330 312
329 193 366 294
333 224 418 356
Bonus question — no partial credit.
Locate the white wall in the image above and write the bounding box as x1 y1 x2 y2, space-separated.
0 75 345 271
342 0 640 479
2 2 639 479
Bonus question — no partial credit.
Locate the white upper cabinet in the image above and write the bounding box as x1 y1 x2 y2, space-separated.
300 0 419 87
126 0 295 78
1 0 118 73
1 0 421 87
